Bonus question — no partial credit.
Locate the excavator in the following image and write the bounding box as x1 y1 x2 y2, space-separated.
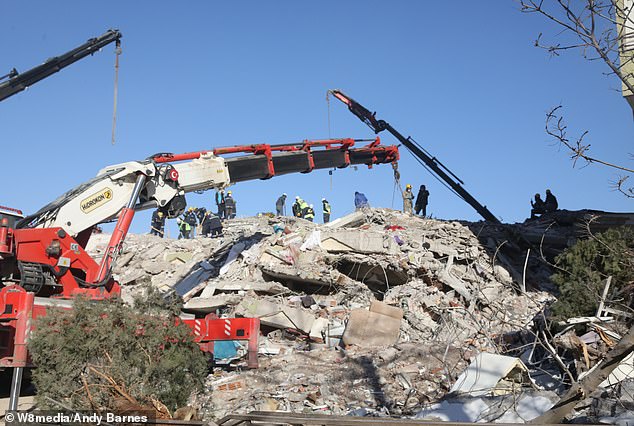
328 89 500 224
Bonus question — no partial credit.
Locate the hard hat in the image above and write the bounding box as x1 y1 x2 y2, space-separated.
406 184 412 189
227 191 232 195
295 196 300 200
283 193 287 196
322 198 326 201
188 207 194 211
158 211 164 216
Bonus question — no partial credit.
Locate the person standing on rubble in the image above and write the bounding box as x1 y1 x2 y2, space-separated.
530 193 546 219
185 207 198 237
354 191 369 210
304 204 315 222
177 215 192 239
415 185 430 217
293 196 308 218
544 189 558 213
224 191 236 219
202 210 223 237
402 184 414 215
194 207 206 235
322 198 331 223
299 198 309 217
292 196 302 218
276 193 287 216
150 209 166 238
215 190 225 220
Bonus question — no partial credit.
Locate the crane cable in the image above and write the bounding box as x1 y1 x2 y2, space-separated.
111 39 122 145
326 90 332 139
391 161 404 209
326 91 334 190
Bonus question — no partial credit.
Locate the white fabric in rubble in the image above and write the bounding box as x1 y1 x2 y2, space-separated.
300 230 322 251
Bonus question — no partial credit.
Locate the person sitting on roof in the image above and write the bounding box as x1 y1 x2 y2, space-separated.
544 189 558 213
530 193 546 219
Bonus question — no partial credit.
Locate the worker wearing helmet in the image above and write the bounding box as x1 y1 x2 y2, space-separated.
177 213 192 239
292 196 304 218
150 209 166 238
304 204 315 222
403 184 414 215
276 193 287 216
224 190 236 219
185 207 198 236
322 198 331 223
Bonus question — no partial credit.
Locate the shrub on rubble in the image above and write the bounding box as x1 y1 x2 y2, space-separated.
28 289 207 413
550 227 634 320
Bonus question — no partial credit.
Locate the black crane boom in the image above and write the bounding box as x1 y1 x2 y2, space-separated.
329 89 499 223
0 29 122 102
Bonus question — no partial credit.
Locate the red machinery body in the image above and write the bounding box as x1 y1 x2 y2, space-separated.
0 138 399 369
0 286 261 368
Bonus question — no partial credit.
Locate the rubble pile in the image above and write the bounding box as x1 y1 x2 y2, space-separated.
87 209 561 420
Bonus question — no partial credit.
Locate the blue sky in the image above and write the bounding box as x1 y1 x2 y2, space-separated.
1 1 632 236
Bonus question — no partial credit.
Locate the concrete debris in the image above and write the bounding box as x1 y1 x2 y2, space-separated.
321 230 397 254
183 294 242 313
323 211 366 228
235 297 315 333
342 301 403 347
87 207 605 422
449 352 534 397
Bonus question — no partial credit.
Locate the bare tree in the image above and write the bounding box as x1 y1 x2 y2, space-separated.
519 0 634 196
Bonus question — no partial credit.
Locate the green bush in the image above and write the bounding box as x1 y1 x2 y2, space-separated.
29 291 208 412
550 227 634 320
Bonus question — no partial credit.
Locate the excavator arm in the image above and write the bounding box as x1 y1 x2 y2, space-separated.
0 29 121 102
328 90 499 224
3 138 398 298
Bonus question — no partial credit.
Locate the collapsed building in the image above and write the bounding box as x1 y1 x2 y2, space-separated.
84 207 634 423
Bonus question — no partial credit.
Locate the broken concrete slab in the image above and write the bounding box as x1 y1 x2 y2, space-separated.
142 260 167 275
163 251 193 264
342 301 403 347
200 280 288 297
143 244 166 260
438 270 472 301
321 230 397 254
183 294 242 313
323 211 366 228
235 298 315 333
423 241 459 258
261 267 344 292
117 251 135 268
118 268 146 285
